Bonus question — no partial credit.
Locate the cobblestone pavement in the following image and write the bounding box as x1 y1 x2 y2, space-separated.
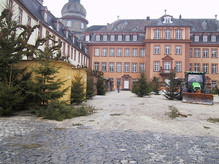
0 117 219 164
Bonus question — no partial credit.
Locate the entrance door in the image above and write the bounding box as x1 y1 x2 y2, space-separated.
124 80 129 89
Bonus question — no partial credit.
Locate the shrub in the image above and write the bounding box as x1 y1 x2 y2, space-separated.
86 75 95 99
151 77 160 95
166 105 180 119
35 100 95 121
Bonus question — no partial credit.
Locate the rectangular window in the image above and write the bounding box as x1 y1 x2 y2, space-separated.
117 48 122 57
155 29 160 39
175 62 181 72
102 48 107 56
125 35 130 41
212 49 217 58
18 8 23 24
110 35 115 41
176 46 182 55
117 63 122 72
125 48 130 57
103 35 107 41
203 36 208 42
166 29 171 39
96 35 100 41
190 48 192 58
132 79 137 85
102 63 107 72
110 48 115 56
124 63 130 72
194 36 199 42
132 63 137 72
117 78 121 85
165 46 171 55
140 49 145 57
95 48 100 56
118 35 122 41
109 63 114 72
194 64 200 72
203 49 209 58
164 62 171 71
211 36 216 42
212 64 218 74
203 64 208 73
212 81 217 88
140 63 145 73
94 62 99 71
194 49 200 58
132 49 138 57
133 35 138 41
189 63 192 71
27 16 31 26
154 46 160 55
44 12 48 22
154 62 160 72
176 29 181 39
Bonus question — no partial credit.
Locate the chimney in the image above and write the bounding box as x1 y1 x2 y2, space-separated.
146 16 150 21
215 15 217 20
179 15 182 20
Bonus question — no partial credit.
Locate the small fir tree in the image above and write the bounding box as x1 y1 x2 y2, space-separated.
71 74 85 104
31 45 68 107
132 73 152 97
86 74 95 99
97 76 106 95
152 77 160 95
164 71 181 100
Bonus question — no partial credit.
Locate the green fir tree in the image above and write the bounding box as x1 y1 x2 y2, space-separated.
132 73 152 97
152 77 160 95
86 74 95 99
71 74 85 104
97 77 106 95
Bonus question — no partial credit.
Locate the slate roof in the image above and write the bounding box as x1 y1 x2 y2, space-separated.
17 0 88 55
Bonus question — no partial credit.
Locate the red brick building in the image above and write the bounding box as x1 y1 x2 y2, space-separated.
85 15 219 90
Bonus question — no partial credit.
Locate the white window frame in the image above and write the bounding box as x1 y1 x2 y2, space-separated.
94 48 100 56
212 81 217 88
125 48 130 57
176 46 182 55
194 64 200 72
203 49 209 58
103 35 108 41
166 29 171 39
102 63 107 72
194 49 200 58
155 29 160 39
117 63 122 72
203 64 208 73
133 35 138 41
124 63 130 72
211 36 216 42
132 49 138 57
212 49 217 58
125 35 130 41
175 62 181 72
118 35 122 41
110 48 115 56
140 49 145 57
140 63 145 73
212 64 218 74
194 36 199 42
109 63 114 72
102 48 107 56
96 35 100 41
154 62 160 72
94 62 99 71
154 46 160 55
110 35 115 41
203 36 208 42
165 46 171 55
117 48 122 57
176 29 181 39
132 63 137 73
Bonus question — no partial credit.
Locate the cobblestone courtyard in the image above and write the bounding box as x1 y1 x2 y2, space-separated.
0 91 219 164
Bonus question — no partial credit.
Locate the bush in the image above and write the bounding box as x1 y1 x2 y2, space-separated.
166 105 180 119
35 100 95 121
212 86 219 94
0 83 25 116
86 75 95 99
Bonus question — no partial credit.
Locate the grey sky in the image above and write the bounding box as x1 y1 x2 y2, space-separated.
44 0 219 26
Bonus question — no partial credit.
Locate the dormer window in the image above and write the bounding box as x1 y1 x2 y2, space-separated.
85 34 90 42
110 35 115 41
203 35 208 42
125 35 130 41
67 20 72 27
65 30 69 38
211 35 216 42
118 35 122 41
133 34 138 41
44 11 48 22
56 21 60 31
194 35 199 42
96 34 100 41
81 22 85 29
103 35 107 41
163 16 173 24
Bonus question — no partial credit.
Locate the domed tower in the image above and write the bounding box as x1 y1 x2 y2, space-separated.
61 0 88 33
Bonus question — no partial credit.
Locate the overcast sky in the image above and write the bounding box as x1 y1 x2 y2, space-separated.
44 0 219 26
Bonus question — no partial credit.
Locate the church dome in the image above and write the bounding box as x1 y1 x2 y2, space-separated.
61 0 86 18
